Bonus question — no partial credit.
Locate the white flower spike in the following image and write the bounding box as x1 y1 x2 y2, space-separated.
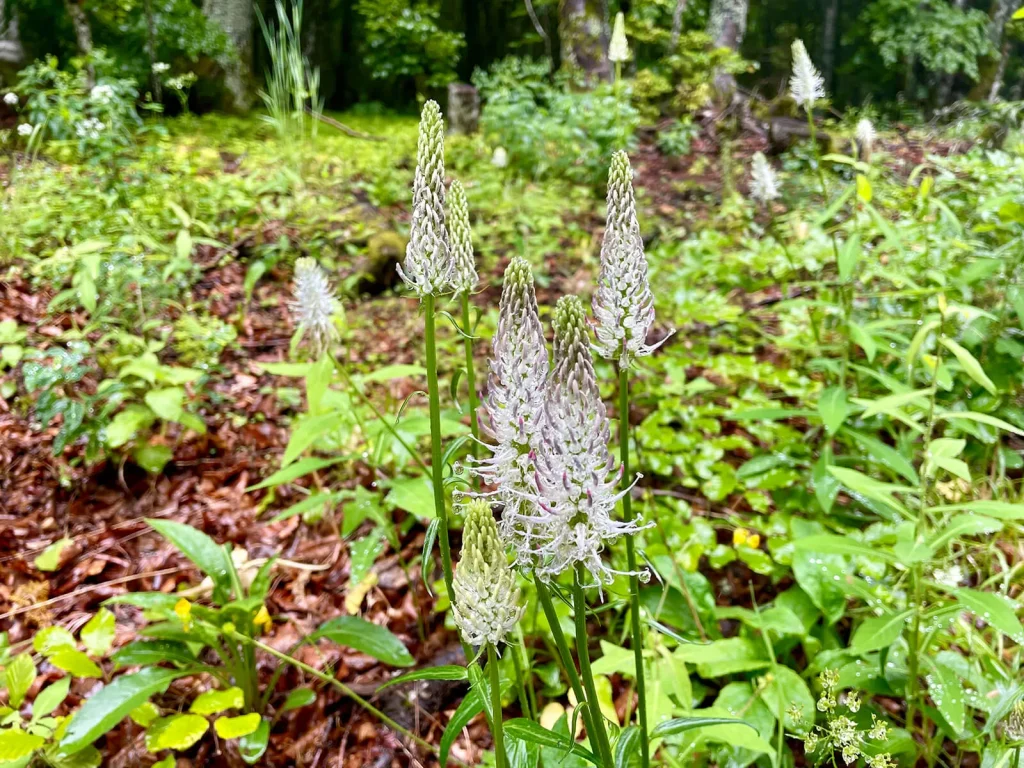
290 257 340 359
527 296 650 586
17 123 32 137
398 100 452 296
609 12 630 63
446 179 477 296
452 499 524 648
790 39 826 110
593 151 671 366
856 118 876 160
4 92 17 106
750 151 781 204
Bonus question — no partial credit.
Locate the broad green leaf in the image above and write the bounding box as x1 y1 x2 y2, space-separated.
812 449 840 514
925 658 964 734
239 719 270 764
145 518 233 596
281 687 318 711
843 429 918 483
105 405 156 449
60 668 185 754
213 713 262 740
855 174 872 204
851 610 913 653
377 665 469 691
133 442 173 474
826 466 913 519
761 667 815 731
49 649 102 679
80 609 115 658
504 719 599 765
817 386 851 435
6 654 36 708
113 640 198 669
950 588 1024 641
33 626 76 655
673 637 769 677
32 676 71 719
385 475 436 519
849 322 877 362
144 388 185 422
34 537 74 572
190 687 244 715
311 616 415 667
838 233 861 281
130 702 161 727
907 320 941 372
940 338 996 395
0 730 45 762
144 714 209 752
280 411 350 467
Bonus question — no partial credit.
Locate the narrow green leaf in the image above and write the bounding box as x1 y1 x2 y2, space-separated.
857 388 934 418
950 588 1024 641
817 386 851 435
247 456 350 491
650 716 756 739
311 616 415 667
281 687 317 712
940 337 996 395
935 410 1024 437
145 518 233 596
5 654 36 708
377 665 469 691
926 515 1001 552
32 676 71 720
613 726 642 768
440 688 483 767
851 610 913 653
791 534 897 563
503 719 600 765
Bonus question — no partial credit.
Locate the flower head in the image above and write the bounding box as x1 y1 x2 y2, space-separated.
856 118 876 160
3 92 17 106
474 258 549 555
593 151 671 367
491 146 508 168
90 84 115 104
1006 700 1024 741
452 499 524 647
17 123 32 137
525 296 649 586
76 117 105 140
609 12 630 63
446 179 477 295
790 39 825 110
290 257 340 358
750 152 781 204
398 100 452 296
152 61 171 74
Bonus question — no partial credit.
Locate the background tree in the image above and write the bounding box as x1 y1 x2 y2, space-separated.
202 0 253 111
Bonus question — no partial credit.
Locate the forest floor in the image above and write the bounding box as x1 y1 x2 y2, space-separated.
0 114 977 767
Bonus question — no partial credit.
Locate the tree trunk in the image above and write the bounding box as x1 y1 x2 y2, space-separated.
971 0 1015 100
144 0 162 102
989 36 1011 101
0 0 25 86
669 0 688 51
821 0 839 88
64 0 95 86
202 0 253 112
706 0 749 100
558 0 610 83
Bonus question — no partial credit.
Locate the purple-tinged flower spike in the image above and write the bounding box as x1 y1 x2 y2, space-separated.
790 39 826 111
398 100 452 296
472 258 549 553
290 257 340 358
750 151 781 204
593 151 672 366
452 499 524 648
526 296 650 586
447 179 477 295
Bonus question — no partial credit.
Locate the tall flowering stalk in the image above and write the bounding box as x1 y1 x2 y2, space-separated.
856 118 876 162
609 11 629 88
789 39 830 202
452 499 524 768
447 179 481 468
399 100 461 629
591 151 665 767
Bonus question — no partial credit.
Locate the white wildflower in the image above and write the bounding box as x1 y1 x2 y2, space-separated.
75 117 105 141
3 92 17 106
290 257 340 358
593 151 671 367
790 39 826 110
452 499 524 648
90 84 115 104
609 12 630 63
17 123 32 137
856 118 876 160
473 258 549 561
446 179 477 295
398 100 452 296
749 151 781 203
491 146 508 168
525 296 649 586
152 61 171 74
1006 700 1024 741
932 565 964 588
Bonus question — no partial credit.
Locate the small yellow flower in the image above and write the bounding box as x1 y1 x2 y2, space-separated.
747 534 761 549
253 605 272 633
174 598 192 632
733 528 749 546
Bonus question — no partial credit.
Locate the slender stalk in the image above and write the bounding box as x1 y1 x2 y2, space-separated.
572 566 615 768
617 366 649 767
460 293 481 468
535 579 612 768
424 294 457 608
510 638 533 718
487 643 507 768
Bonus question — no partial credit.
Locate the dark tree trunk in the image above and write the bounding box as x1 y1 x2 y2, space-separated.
971 0 1015 100
0 0 25 85
669 0 688 51
821 0 839 88
202 0 253 112
558 0 610 82
65 0 94 86
706 0 749 99
144 0 161 102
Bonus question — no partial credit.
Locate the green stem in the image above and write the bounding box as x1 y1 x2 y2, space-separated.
487 643 507 768
618 366 649 767
460 293 481 469
572 566 615 768
424 294 457 615
510 637 533 718
535 579 611 767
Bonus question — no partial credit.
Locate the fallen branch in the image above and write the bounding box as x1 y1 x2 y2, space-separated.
304 107 386 142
